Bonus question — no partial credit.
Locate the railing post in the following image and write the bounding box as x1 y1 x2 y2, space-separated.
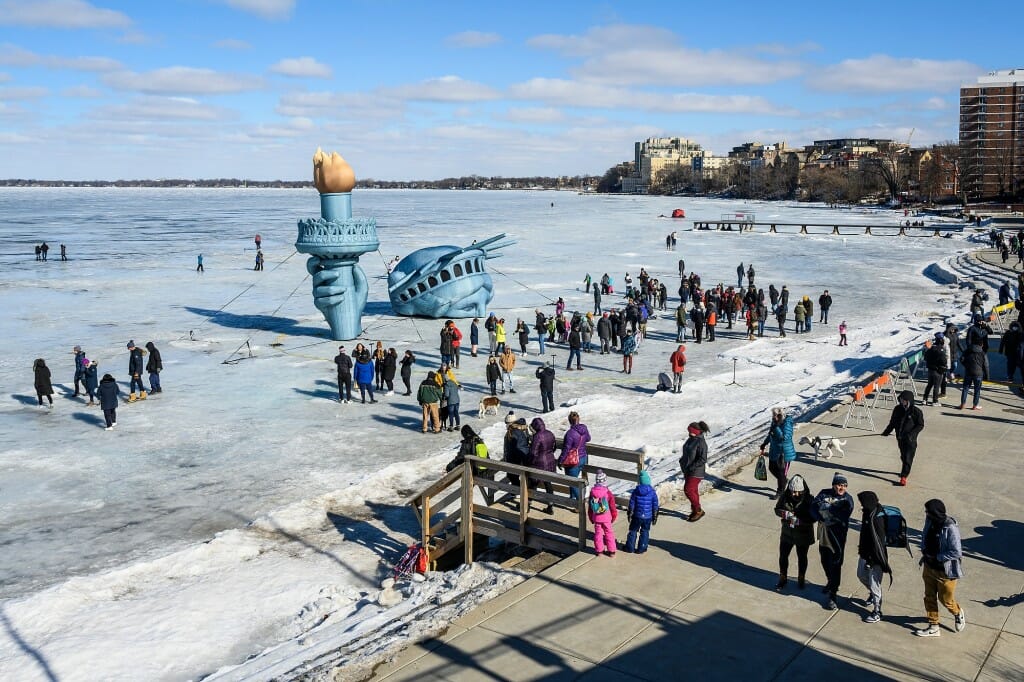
462 461 474 565
832 225 839 234
519 476 529 546
576 480 587 551
422 495 431 561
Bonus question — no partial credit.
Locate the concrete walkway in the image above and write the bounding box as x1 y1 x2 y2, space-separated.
367 254 1024 682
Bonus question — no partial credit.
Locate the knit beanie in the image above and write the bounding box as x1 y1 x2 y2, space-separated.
595 469 607 485
638 470 651 486
787 474 804 492
832 473 848 486
504 410 516 425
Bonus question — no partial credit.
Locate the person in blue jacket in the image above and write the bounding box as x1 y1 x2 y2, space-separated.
759 407 796 500
624 470 660 554
353 351 377 404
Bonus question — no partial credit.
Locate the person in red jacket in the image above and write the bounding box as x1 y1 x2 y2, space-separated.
669 344 687 393
450 321 463 369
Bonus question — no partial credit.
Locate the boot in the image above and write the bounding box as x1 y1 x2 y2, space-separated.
140 391 148 400
898 477 907 487
776 575 787 591
128 392 137 403
798 574 806 589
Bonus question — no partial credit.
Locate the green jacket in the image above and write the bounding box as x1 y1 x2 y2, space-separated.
417 380 442 404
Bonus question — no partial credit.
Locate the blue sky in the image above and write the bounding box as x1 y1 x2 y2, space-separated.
0 0 1017 180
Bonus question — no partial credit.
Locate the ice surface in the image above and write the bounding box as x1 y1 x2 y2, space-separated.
0 188 983 680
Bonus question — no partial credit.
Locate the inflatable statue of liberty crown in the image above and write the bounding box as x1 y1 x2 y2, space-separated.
296 148 379 340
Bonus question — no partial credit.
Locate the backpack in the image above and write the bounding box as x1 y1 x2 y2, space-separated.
880 505 912 556
589 491 609 516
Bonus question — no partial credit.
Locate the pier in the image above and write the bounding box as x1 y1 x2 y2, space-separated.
691 220 967 236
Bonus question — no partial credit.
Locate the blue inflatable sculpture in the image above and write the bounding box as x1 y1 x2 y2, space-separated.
295 149 379 340
387 234 513 318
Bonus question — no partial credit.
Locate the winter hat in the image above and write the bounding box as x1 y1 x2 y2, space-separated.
832 473 848 486
638 470 652 486
787 474 805 492
126 340 135 349
595 469 608 485
687 423 702 437
82 358 90 367
934 332 945 340
73 345 81 352
504 410 517 425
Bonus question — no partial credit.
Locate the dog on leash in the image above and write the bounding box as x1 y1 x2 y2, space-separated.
799 435 847 460
478 395 501 418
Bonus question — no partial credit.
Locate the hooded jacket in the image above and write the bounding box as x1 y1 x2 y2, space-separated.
353 357 375 385
145 342 162 374
960 344 989 380
856 491 891 573
528 418 557 472
503 419 531 466
882 391 924 442
670 346 687 373
762 414 796 463
535 364 555 391
561 422 591 467
33 360 53 394
921 499 964 579
417 374 442 404
445 425 489 473
775 476 815 546
628 472 659 520
128 346 146 377
98 374 120 410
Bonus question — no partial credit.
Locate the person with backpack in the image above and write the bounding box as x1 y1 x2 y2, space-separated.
915 499 966 637
560 411 591 501
679 421 709 522
881 390 924 487
669 344 686 393
774 474 815 591
445 424 490 475
760 407 796 500
811 473 855 610
856 491 891 624
624 470 659 554
587 469 618 557
533 310 547 355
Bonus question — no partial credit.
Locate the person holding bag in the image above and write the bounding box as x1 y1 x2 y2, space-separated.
760 407 796 500
559 411 591 501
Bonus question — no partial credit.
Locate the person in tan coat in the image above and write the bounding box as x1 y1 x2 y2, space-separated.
499 346 517 393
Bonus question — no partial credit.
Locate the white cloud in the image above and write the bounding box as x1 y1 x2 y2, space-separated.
117 31 153 45
87 95 236 121
528 24 802 87
922 96 948 111
751 42 822 56
0 86 49 100
0 44 122 72
63 84 103 98
219 0 294 20
247 117 317 139
501 107 566 124
0 72 9 83
274 90 402 121
445 31 502 48
269 57 332 79
384 76 500 102
214 38 252 50
103 67 263 95
507 78 796 115
808 55 983 93
0 0 131 28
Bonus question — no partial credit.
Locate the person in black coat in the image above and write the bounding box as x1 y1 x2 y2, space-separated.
83 359 99 405
856 491 891 622
382 348 398 395
98 373 120 429
881 390 924 486
399 350 415 396
126 340 147 401
958 343 989 410
145 341 163 393
502 413 531 488
536 362 555 413
810 473 855 610
998 320 1022 385
485 356 501 396
334 346 353 403
922 335 948 406
33 358 53 407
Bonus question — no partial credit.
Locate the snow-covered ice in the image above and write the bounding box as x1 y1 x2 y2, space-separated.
0 188 989 680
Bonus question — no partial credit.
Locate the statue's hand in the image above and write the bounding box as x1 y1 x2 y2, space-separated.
351 262 369 312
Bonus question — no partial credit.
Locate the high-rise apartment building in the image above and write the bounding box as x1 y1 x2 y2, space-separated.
959 69 1024 200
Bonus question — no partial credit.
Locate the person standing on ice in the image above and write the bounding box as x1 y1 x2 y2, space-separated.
83 359 99 405
145 342 163 394
382 348 398 396
399 350 415 396
98 373 119 429
354 351 376 404
535 362 555 413
418 372 443 434
196 254 204 272
33 359 53 408
593 284 602 315
669 344 686 393
126 341 147 402
470 318 480 357
819 290 833 324
334 346 353 403
736 262 745 289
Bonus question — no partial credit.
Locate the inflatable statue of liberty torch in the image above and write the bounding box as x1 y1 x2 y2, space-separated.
295 148 379 340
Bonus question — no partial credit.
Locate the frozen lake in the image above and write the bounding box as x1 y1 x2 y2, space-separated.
0 188 979 679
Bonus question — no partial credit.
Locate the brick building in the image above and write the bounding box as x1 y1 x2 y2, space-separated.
959 69 1024 200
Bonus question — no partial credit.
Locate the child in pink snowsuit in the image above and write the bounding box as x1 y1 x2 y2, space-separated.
588 469 618 556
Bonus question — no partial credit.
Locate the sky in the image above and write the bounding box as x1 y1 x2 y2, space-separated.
0 0 1018 181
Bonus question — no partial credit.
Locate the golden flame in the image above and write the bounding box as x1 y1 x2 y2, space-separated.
313 147 356 193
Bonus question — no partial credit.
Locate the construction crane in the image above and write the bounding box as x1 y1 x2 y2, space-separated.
906 127 915 149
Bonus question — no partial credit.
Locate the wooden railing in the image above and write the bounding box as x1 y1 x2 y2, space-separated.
408 442 645 569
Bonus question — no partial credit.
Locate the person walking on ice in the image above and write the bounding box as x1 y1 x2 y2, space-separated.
98 373 120 430
33 359 53 408
196 254 204 272
126 341 147 402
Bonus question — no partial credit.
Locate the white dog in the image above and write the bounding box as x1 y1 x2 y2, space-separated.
478 396 501 418
799 435 847 460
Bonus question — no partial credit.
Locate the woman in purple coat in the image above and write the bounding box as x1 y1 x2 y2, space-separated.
559 411 591 501
529 417 556 514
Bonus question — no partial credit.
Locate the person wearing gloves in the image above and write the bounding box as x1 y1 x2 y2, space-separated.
811 473 855 610
774 474 815 591
881 390 924 487
624 470 659 554
915 499 966 637
587 469 618 557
